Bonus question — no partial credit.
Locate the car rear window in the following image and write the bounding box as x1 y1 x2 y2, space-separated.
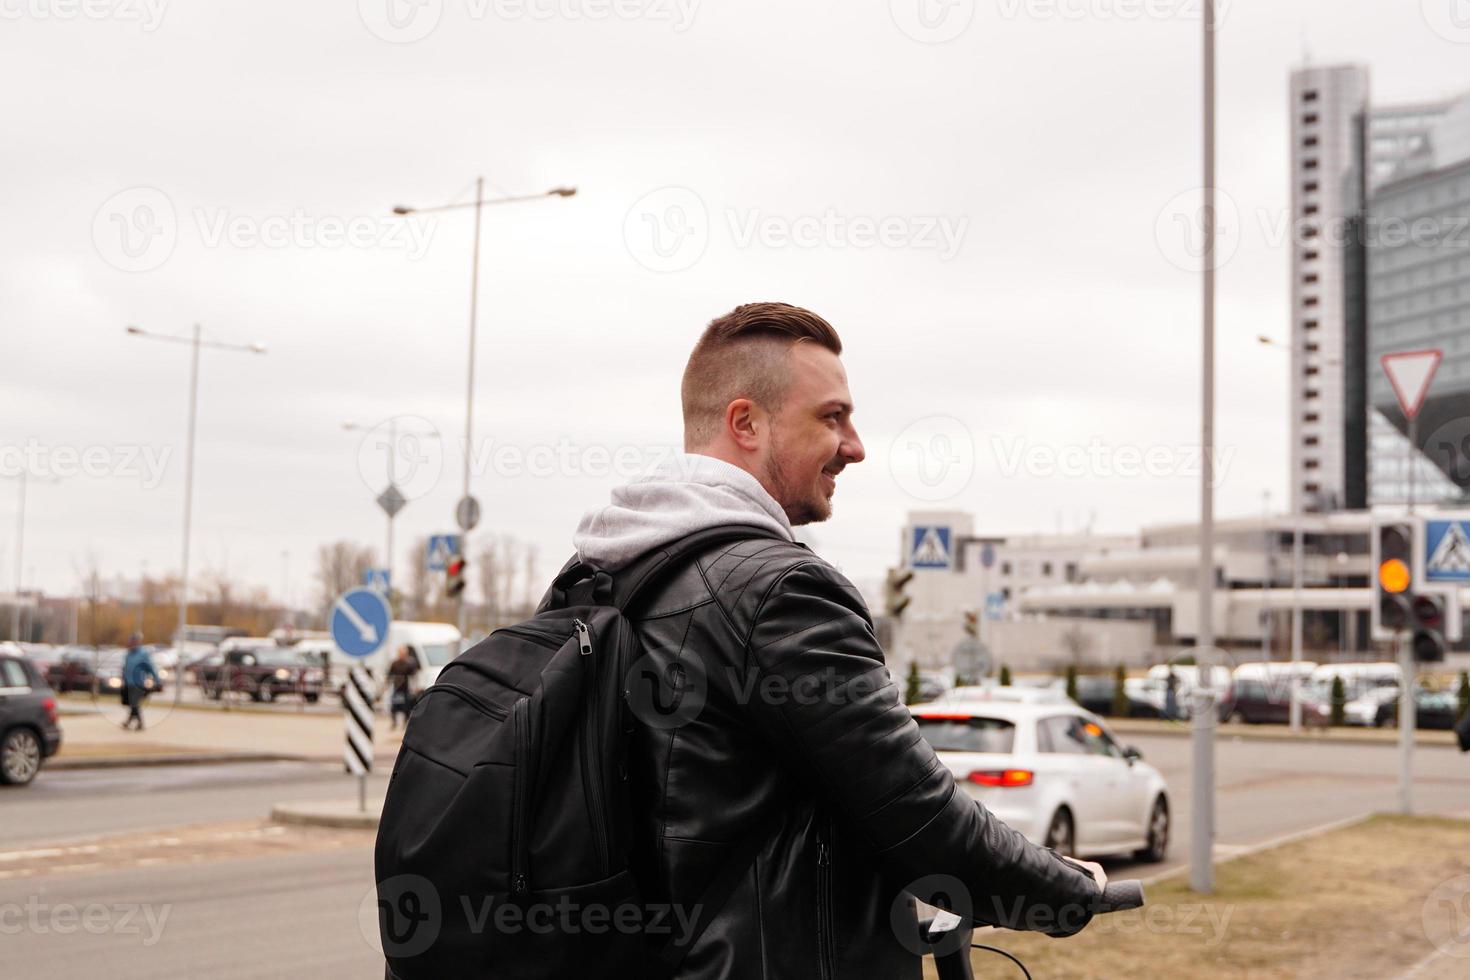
913 714 1016 753
1 658 31 688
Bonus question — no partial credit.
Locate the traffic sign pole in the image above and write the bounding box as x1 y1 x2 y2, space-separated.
343 663 376 813
1397 631 1415 815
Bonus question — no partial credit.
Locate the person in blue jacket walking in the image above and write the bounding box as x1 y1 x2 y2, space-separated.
122 633 160 731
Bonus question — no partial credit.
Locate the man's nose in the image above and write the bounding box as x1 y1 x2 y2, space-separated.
842 427 865 464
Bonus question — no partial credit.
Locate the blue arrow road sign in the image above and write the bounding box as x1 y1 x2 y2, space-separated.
331 587 392 659
427 534 461 572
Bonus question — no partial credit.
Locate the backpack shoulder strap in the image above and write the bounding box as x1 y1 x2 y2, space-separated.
612 524 790 613
548 524 791 612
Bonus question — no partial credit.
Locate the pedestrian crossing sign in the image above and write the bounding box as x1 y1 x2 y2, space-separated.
1425 519 1470 582
910 525 953 570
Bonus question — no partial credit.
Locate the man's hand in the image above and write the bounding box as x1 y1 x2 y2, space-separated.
1062 856 1107 895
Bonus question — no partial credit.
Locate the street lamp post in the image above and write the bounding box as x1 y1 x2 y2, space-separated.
2 469 61 642
390 182 576 637
343 420 439 596
1192 0 1219 896
1257 336 1344 733
126 325 266 645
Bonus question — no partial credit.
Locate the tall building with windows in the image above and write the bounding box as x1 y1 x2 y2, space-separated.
1366 93 1470 505
1288 65 1465 512
1288 65 1370 514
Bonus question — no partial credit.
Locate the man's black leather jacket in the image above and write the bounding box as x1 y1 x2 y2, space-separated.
620 536 1100 979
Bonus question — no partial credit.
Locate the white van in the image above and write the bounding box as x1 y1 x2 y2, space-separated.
317 621 462 697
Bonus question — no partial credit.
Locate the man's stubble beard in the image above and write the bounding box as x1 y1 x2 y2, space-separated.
762 435 832 528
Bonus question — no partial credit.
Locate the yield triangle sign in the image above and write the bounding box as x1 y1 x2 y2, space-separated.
1380 349 1442 420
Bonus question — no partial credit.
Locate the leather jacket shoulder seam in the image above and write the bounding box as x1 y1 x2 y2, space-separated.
640 595 716 620
871 776 958 857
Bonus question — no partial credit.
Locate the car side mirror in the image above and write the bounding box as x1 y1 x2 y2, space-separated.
1123 745 1142 764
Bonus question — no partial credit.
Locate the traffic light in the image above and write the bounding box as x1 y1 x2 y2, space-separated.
1410 592 1447 663
884 568 914 621
962 610 979 639
446 555 468 598
1372 520 1415 640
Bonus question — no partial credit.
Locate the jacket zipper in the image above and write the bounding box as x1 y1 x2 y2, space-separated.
425 682 509 720
816 828 835 980
573 619 610 875
511 698 532 896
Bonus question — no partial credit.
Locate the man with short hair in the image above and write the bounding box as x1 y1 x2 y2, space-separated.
572 302 1105 978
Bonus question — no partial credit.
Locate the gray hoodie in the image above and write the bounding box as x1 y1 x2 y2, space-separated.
572 452 795 571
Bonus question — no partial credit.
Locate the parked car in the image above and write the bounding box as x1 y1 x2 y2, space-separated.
1374 688 1463 730
45 647 100 693
1343 686 1401 727
941 684 1074 706
197 647 325 702
1221 677 1330 727
0 650 62 786
910 700 1170 862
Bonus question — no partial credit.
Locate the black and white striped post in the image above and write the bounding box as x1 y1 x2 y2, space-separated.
343 663 375 812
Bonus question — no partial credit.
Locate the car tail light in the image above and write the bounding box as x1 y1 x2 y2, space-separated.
42 697 57 725
967 769 1033 788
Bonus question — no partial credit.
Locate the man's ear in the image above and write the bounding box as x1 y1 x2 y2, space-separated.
726 398 763 452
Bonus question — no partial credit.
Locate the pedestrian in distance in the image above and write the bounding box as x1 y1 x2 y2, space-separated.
387 645 420 730
121 632 159 731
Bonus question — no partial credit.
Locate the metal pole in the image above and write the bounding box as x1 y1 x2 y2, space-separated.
1407 416 1418 515
1190 0 1218 896
387 419 396 597
1397 632 1415 814
460 177 484 640
177 324 202 645
1290 515 1304 731
11 472 24 641
1262 491 1271 662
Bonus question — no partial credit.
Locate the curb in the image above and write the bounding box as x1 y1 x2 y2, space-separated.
1108 721 1459 751
271 801 382 830
1136 811 1376 888
50 751 308 770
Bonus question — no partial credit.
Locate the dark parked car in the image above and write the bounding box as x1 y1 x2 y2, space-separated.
1220 678 1330 727
197 647 325 703
45 647 99 693
1376 690 1463 730
1071 675 1168 719
0 651 62 786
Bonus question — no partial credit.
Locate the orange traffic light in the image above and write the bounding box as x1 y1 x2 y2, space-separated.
1378 558 1411 594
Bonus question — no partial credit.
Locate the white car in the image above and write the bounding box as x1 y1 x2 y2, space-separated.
939 684 1073 706
910 700 1170 862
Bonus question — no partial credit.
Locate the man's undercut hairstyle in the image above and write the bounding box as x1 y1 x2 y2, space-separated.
682 302 843 448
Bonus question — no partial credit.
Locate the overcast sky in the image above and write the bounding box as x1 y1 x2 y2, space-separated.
4 0 1470 606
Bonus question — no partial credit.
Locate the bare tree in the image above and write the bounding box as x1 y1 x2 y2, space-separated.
522 545 540 613
1060 622 1095 667
315 541 375 614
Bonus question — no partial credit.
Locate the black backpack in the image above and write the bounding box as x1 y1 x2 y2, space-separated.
375 525 783 979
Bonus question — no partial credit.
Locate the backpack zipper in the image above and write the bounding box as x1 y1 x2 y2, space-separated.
511 697 532 896
425 681 509 720
575 618 610 875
